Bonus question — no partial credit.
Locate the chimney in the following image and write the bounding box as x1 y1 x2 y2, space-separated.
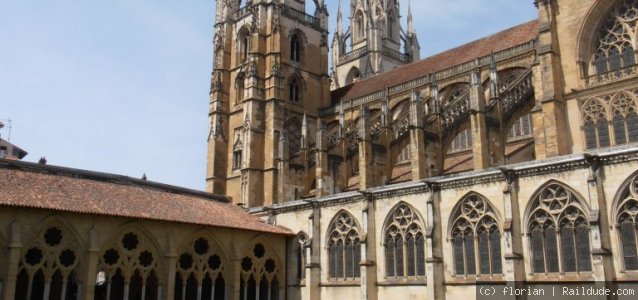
38 157 47 165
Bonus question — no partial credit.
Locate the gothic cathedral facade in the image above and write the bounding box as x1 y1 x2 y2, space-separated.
208 0 638 299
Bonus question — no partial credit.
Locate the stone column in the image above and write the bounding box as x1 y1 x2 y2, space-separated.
532 0 569 158
305 203 322 300
425 77 443 177
424 184 445 300
360 194 377 300
469 70 491 170
408 90 427 180
2 220 22 300
81 228 100 299
358 107 373 191
584 154 613 283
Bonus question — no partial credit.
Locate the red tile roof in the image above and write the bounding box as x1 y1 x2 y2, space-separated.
0 159 291 235
332 20 539 103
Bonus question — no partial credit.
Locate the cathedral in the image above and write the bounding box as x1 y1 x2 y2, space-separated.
207 0 638 299
3 0 638 299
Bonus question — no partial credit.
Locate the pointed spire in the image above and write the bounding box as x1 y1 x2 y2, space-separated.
337 0 343 35
407 0 415 35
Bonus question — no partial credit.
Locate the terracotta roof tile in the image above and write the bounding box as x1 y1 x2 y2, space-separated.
0 160 291 235
332 20 538 103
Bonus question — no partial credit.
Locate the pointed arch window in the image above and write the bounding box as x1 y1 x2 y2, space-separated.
289 78 301 103
384 203 426 279
615 173 638 270
327 211 361 281
450 195 502 276
236 72 246 105
354 10 365 40
14 226 80 300
593 0 638 75
611 93 638 145
527 184 592 274
174 237 226 300
233 132 243 170
239 243 280 300
290 34 302 63
582 99 611 149
237 27 251 64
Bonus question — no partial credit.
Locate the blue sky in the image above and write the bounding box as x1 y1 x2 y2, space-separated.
0 0 536 190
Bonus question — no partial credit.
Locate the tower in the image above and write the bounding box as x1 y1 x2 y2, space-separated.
332 0 419 88
207 0 331 207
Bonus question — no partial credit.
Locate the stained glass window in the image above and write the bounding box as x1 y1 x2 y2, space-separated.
383 203 426 279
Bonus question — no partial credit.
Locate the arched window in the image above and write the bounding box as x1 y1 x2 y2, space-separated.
384 203 426 279
582 99 611 149
345 67 362 85
289 78 301 103
354 10 365 40
290 34 302 63
14 226 80 300
327 211 361 280
236 72 245 105
174 237 226 300
96 231 160 300
450 195 502 276
593 0 637 74
527 183 592 274
611 92 638 145
238 29 250 63
615 173 638 270
239 243 280 300
233 132 243 170
448 128 472 153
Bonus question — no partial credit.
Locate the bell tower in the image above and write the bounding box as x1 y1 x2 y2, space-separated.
332 0 419 89
207 0 331 207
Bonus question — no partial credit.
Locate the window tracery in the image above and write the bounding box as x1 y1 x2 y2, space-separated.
384 203 426 279
95 231 159 300
239 243 280 300
14 226 79 300
450 195 502 276
174 237 226 300
582 98 611 149
611 92 638 145
327 211 361 281
527 184 592 274
594 0 638 74
615 173 638 270
582 92 638 149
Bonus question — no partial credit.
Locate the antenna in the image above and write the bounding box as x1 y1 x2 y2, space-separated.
0 118 11 141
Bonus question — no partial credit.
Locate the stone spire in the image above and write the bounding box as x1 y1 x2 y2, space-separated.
407 0 415 36
336 0 343 35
